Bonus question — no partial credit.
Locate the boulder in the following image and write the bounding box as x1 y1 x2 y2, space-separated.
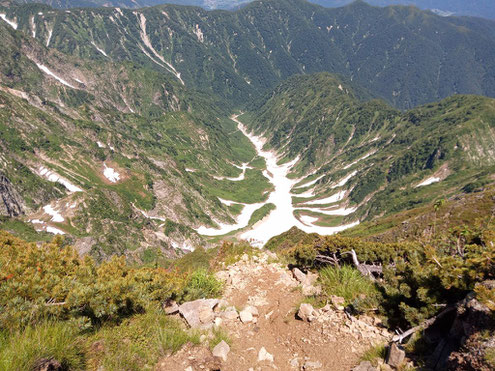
258 347 274 362
330 295 346 311
179 298 219 328
298 303 317 322
212 340 230 362
386 343 405 368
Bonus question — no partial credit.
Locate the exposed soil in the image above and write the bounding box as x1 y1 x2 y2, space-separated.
156 253 390 371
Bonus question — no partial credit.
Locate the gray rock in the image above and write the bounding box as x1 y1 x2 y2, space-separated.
387 343 405 368
0 173 24 217
179 298 219 328
212 340 230 362
298 303 317 322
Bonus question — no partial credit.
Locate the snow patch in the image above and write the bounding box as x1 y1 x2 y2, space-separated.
91 41 108 57
46 27 53 47
138 13 184 85
331 171 357 189
185 168 196 173
103 163 120 183
35 63 76 89
218 197 238 206
416 177 440 187
97 141 105 148
46 226 65 235
295 174 325 189
38 166 83 192
0 13 18 29
43 205 64 222
300 190 346 206
343 152 374 170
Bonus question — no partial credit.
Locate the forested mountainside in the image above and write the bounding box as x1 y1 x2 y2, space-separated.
0 20 273 259
244 72 495 227
3 0 495 109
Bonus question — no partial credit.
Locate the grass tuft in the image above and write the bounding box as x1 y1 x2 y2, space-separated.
319 265 379 305
0 321 85 371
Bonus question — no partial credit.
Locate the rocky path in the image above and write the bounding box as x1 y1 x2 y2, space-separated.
157 253 391 371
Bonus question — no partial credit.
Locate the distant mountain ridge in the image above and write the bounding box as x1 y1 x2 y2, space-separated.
8 0 495 20
3 0 495 110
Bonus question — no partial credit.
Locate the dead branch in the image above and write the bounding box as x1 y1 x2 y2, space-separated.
392 305 457 343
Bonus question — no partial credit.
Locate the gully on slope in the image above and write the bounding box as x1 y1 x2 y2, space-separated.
195 115 359 246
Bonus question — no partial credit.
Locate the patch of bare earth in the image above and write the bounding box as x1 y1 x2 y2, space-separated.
156 253 391 371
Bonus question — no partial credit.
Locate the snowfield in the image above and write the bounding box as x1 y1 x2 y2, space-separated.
196 115 360 246
416 177 441 187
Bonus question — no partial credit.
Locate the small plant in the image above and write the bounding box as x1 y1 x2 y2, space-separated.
360 344 387 366
90 308 199 371
183 269 223 301
209 328 231 350
319 265 378 305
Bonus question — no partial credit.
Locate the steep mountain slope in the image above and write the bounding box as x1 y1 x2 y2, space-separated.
0 21 273 259
3 0 495 109
245 72 495 228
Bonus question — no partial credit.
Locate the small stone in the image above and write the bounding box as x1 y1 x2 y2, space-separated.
214 317 223 327
185 367 193 371
303 360 322 369
258 347 274 362
330 295 346 311
386 343 405 368
240 309 254 323
212 340 230 362
244 305 259 317
320 304 332 312
290 357 299 368
298 303 317 322
221 306 238 320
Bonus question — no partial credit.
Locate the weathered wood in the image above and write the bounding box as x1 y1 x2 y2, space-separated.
392 305 457 343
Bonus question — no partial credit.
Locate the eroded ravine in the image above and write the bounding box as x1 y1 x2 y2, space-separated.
196 115 359 245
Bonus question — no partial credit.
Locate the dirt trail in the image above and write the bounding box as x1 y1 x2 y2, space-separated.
157 253 390 370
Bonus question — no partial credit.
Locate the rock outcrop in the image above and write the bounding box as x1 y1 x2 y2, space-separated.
0 173 24 217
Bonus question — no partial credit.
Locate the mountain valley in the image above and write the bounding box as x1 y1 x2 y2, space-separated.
0 0 494 370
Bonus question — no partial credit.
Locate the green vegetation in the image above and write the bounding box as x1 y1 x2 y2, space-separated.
360 344 387 366
7 0 495 109
0 232 256 370
0 321 85 371
319 265 379 306
274 214 495 328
